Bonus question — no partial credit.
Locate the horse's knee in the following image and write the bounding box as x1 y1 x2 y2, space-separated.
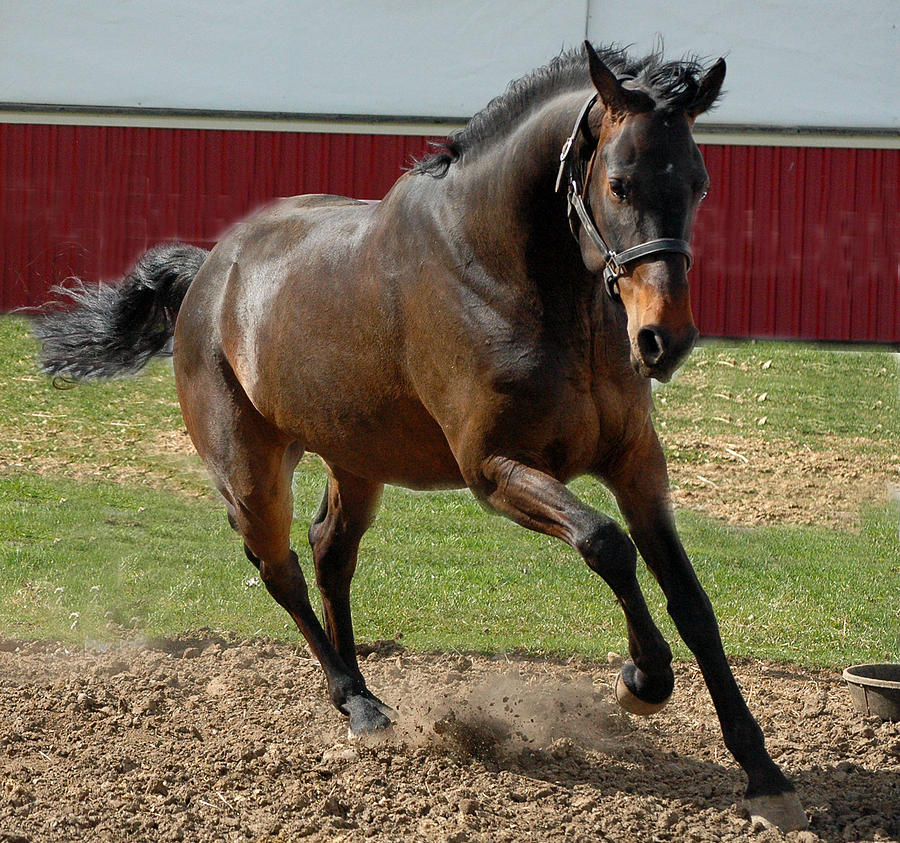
578 516 637 582
256 550 312 606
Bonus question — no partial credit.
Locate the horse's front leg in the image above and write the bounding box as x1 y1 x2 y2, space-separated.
603 426 808 832
472 455 676 712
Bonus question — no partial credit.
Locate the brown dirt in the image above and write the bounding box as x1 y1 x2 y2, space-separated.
1 636 897 842
1 429 210 496
664 432 899 528
141 428 900 529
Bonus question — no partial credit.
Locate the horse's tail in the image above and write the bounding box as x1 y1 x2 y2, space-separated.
32 243 210 382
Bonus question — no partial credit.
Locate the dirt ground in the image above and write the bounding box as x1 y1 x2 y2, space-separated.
0 635 897 843
664 432 898 529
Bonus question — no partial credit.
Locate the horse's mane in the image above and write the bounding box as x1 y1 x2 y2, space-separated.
413 43 719 178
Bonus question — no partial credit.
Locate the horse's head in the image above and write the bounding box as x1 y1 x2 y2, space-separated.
572 43 725 381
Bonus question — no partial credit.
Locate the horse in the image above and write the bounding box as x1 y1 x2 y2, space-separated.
32 42 807 831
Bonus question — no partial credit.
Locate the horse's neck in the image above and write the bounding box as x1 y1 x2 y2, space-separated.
434 91 632 373
444 92 598 302
456 93 583 222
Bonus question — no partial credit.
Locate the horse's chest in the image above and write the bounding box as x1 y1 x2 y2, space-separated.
473 364 604 477
504 370 650 479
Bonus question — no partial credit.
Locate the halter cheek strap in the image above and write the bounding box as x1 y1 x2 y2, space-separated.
556 93 694 300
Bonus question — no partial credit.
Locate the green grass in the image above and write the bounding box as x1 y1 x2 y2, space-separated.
1 316 898 667
660 341 898 442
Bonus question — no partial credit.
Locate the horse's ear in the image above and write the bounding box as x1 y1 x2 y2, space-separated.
584 41 651 116
687 58 726 118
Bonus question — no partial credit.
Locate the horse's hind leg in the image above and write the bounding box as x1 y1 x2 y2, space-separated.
178 363 391 737
309 466 384 683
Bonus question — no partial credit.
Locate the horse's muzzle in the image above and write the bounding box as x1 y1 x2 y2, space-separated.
632 323 699 381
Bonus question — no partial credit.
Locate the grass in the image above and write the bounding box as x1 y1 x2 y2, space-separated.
656 341 898 462
1 316 898 667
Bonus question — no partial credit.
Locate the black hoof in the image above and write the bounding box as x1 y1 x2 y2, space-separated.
342 694 396 738
614 661 674 716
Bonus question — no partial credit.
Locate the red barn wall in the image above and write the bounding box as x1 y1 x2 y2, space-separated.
2 121 898 343
694 144 899 344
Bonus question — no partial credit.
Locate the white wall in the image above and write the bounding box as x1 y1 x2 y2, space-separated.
589 0 898 129
0 0 583 117
1 0 897 129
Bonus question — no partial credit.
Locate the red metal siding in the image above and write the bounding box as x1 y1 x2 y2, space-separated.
692 144 899 343
2 122 898 342
1 123 432 312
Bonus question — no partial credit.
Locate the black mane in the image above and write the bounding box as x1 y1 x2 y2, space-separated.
414 43 719 178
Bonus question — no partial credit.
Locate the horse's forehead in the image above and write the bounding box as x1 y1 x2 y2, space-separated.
603 111 697 170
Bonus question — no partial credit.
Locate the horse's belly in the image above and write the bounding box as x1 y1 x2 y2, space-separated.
280 394 465 490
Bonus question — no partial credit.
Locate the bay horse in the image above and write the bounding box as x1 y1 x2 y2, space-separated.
33 42 806 830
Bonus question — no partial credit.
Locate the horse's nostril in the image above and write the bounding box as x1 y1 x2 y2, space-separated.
637 326 668 366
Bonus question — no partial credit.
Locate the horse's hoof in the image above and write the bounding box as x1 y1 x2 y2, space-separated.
374 698 398 724
343 694 395 740
614 668 670 716
747 791 808 832
348 723 395 743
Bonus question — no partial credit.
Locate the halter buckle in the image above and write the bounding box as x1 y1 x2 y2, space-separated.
604 267 621 301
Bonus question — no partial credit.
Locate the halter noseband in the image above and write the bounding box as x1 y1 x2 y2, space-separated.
555 93 694 300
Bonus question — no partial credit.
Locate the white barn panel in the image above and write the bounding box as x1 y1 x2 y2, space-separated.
0 0 583 117
587 0 898 129
1 0 897 128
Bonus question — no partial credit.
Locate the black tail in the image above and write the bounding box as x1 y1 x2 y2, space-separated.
32 243 209 382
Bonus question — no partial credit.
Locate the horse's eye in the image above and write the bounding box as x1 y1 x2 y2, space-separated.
608 179 628 201
698 186 710 202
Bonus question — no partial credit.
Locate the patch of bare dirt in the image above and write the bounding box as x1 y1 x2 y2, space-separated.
0 636 897 842
150 428 196 459
10 421 896 530
0 430 209 495
665 433 898 528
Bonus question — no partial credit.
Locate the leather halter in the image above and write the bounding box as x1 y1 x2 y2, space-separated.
555 93 694 300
